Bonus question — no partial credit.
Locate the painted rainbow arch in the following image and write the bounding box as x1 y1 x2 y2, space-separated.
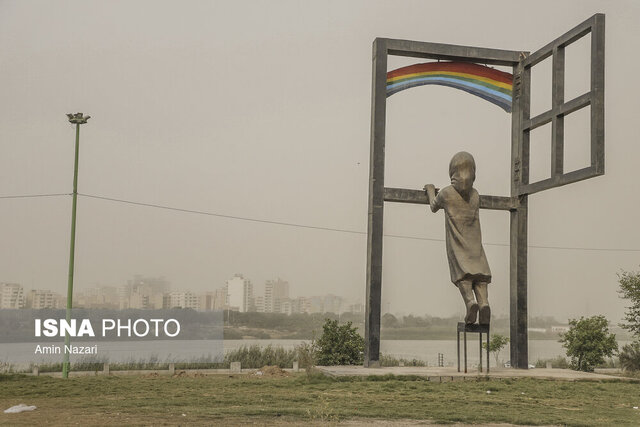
386 61 513 113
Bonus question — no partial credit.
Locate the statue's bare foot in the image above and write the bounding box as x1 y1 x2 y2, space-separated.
479 304 491 325
465 303 479 324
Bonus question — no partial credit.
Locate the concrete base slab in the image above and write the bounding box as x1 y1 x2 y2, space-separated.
316 366 635 381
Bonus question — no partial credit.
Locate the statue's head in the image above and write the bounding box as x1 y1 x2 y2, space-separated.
449 151 476 197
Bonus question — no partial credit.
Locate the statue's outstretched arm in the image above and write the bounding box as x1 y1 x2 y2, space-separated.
423 184 441 213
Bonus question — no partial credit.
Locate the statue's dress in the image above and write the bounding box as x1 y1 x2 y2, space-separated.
431 185 492 285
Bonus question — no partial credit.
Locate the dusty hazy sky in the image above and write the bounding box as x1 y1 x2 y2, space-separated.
1 0 639 321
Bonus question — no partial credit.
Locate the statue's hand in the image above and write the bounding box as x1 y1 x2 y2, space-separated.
424 185 441 212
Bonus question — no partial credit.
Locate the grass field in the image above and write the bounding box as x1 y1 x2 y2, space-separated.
1 372 639 426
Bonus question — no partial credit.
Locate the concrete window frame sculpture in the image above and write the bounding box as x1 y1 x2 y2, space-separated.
364 14 605 369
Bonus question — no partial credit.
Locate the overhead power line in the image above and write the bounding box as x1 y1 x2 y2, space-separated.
77 193 640 253
0 193 71 199
2 191 640 252
78 193 366 235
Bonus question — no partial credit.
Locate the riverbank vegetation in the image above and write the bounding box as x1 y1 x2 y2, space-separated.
2 343 423 374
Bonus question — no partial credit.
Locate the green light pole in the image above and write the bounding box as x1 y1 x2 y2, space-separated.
62 112 90 378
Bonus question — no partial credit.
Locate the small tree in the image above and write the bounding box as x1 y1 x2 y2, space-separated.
316 319 364 365
619 341 640 372
560 315 618 372
618 269 640 339
381 313 398 328
482 334 509 366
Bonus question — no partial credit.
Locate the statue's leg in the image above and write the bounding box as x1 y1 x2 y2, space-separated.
458 280 478 324
474 282 491 325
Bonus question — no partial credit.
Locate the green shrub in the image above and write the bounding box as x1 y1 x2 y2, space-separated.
316 319 364 365
560 315 618 372
224 344 297 368
379 354 426 367
295 340 317 369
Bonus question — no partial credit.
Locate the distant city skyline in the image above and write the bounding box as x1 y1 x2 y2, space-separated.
0 274 364 316
0 263 630 319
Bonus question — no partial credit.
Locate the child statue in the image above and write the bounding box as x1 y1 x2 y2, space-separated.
424 151 491 325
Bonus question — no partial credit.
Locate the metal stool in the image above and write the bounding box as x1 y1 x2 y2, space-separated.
457 322 490 373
